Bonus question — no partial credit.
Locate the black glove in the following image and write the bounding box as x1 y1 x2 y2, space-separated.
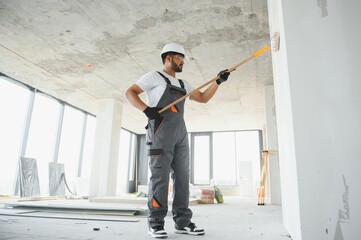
143 107 161 120
216 69 230 85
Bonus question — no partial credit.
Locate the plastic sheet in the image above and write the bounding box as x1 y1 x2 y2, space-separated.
49 162 65 196
19 157 40 197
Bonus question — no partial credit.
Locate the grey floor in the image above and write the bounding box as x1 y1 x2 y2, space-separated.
0 197 291 240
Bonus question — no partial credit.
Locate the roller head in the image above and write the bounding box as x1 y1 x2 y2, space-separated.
253 45 270 57
271 32 280 52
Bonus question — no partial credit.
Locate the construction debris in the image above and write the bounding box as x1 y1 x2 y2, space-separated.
199 189 215 204
214 185 224 203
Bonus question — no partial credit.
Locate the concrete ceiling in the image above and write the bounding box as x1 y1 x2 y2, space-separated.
0 0 273 134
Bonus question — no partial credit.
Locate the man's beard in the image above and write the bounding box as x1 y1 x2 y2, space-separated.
171 60 183 72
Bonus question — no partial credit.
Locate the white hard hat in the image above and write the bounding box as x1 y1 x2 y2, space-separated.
160 43 185 58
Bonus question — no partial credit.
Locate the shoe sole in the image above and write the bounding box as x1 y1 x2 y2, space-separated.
148 231 168 239
174 229 205 236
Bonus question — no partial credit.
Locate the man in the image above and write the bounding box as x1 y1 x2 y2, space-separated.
125 43 230 239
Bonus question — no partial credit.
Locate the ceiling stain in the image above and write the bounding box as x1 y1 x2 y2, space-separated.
184 26 267 50
227 6 243 17
135 16 157 29
95 34 130 60
161 10 183 22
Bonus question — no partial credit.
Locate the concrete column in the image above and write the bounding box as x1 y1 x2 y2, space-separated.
89 99 122 197
264 85 282 204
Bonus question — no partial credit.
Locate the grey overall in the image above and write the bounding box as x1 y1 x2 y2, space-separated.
146 72 192 229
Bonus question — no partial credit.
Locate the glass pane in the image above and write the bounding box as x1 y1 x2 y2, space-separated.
128 134 136 181
57 105 84 191
0 79 30 195
117 129 131 194
213 132 237 185
80 115 96 179
25 93 60 196
236 131 261 196
194 135 210 185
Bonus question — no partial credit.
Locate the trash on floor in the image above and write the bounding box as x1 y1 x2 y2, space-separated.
198 189 215 204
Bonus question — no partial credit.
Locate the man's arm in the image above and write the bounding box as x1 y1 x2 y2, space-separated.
125 84 147 111
189 81 219 103
189 70 230 103
126 84 161 120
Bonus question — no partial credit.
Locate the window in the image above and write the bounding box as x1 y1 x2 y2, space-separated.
25 93 60 196
193 134 211 185
80 114 96 179
1 75 96 197
128 134 136 182
0 78 30 195
117 129 132 194
190 130 262 192
213 132 237 185
236 131 262 196
57 105 84 190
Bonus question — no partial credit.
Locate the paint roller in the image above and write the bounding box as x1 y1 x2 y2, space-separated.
158 44 271 113
271 32 280 52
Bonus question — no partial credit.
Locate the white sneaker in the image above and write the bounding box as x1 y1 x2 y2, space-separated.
174 222 205 236
148 225 168 239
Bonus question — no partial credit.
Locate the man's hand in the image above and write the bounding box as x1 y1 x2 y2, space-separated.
216 69 230 85
143 107 161 120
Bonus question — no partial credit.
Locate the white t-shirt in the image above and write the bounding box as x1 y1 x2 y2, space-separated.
136 70 194 107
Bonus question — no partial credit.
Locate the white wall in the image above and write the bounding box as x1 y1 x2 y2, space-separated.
268 0 361 239
267 0 302 238
264 85 281 204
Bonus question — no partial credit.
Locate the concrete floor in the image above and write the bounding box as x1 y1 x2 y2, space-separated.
0 197 291 240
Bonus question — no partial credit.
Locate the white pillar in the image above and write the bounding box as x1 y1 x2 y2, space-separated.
265 85 282 204
268 1 361 239
267 1 302 238
89 99 122 197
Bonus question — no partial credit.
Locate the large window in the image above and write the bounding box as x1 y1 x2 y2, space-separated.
117 129 137 194
80 115 96 179
236 131 262 196
191 130 262 192
193 134 211 185
213 132 237 185
0 79 30 195
25 93 61 196
57 105 85 190
0 76 96 197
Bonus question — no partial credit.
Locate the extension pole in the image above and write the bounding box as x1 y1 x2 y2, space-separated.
158 45 270 113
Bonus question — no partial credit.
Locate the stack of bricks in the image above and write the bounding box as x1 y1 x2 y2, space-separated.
198 189 215 204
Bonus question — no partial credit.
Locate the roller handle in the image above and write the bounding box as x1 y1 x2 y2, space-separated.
253 45 271 57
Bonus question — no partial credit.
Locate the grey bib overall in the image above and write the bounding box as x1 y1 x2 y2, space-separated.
146 71 192 229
